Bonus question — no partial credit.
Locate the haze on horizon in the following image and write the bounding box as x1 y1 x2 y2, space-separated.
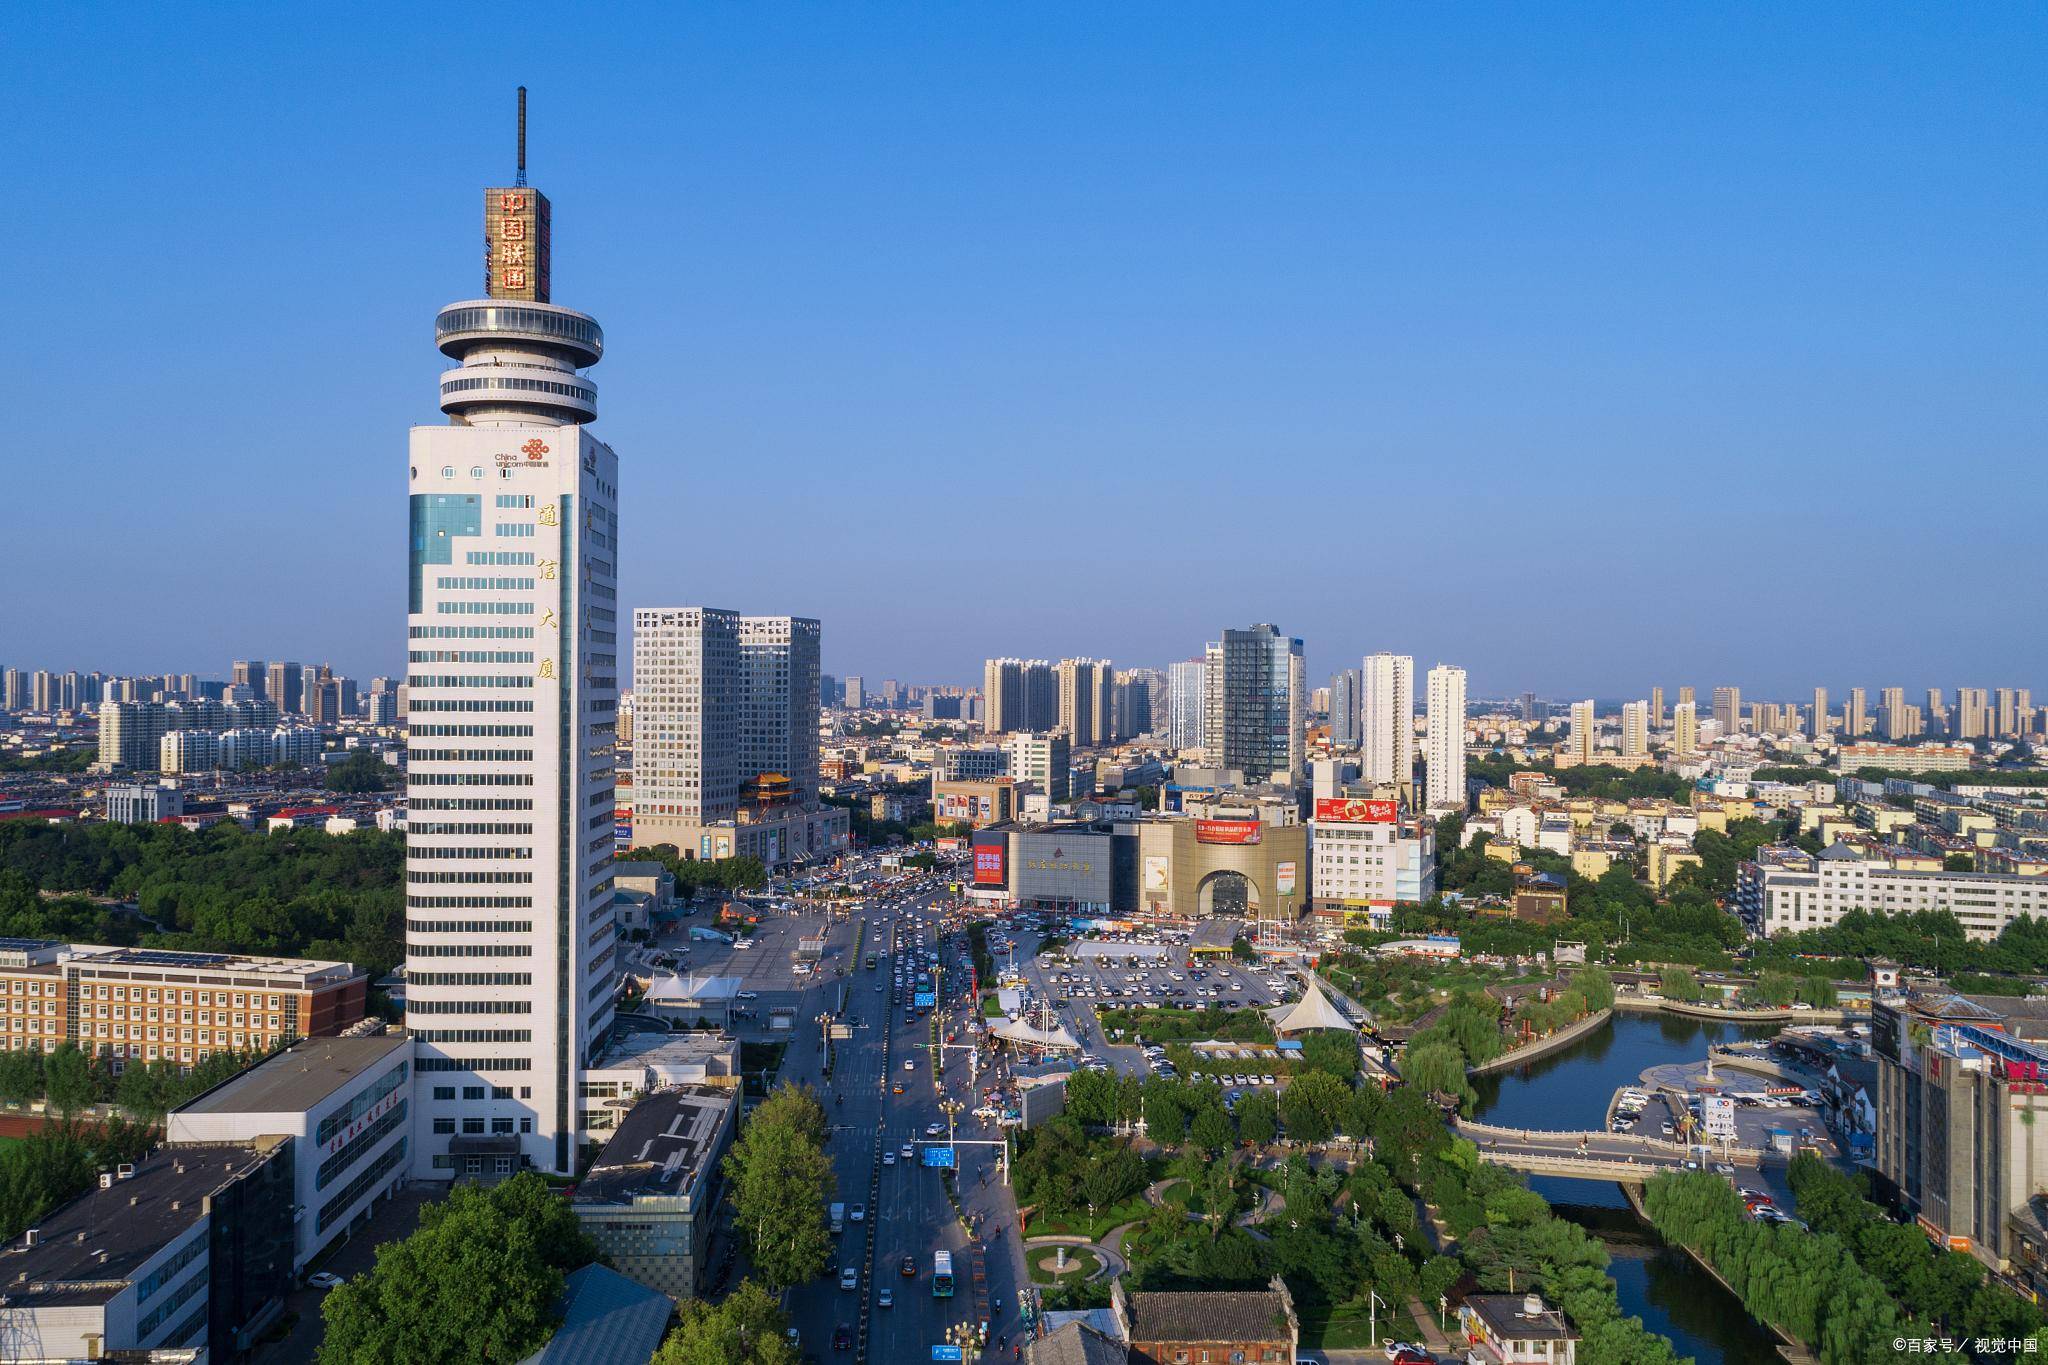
6 5 2043 700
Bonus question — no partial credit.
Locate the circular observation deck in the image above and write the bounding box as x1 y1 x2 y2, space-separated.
435 300 604 368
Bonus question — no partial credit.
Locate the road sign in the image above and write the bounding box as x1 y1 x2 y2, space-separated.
921 1145 955 1168
932 1348 964 1362
914 991 937 1008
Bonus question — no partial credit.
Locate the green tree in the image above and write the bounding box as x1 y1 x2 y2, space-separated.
43 1044 99 1114
653 1279 798 1365
1236 1089 1278 1146
725 1083 836 1288
1276 1070 1352 1144
319 1174 595 1365
324 748 395 793
1188 1104 1234 1155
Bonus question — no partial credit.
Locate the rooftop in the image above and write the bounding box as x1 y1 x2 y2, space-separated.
176 1032 409 1116
572 1086 736 1206
1124 1287 1293 1343
0 1143 281 1308
1464 1293 1577 1342
517 1263 671 1365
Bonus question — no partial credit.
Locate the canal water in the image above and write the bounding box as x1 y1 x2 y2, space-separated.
1470 1011 1786 1365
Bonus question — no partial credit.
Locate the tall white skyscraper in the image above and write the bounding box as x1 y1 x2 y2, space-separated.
1424 664 1466 811
406 136 622 1178
1568 699 1596 763
1360 652 1414 787
1167 659 1206 750
633 609 742 828
1621 700 1649 757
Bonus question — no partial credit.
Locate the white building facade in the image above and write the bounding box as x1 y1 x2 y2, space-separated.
1360 652 1413 787
1424 663 1466 812
405 179 621 1178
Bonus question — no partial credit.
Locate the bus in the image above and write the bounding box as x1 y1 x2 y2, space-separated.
932 1250 954 1298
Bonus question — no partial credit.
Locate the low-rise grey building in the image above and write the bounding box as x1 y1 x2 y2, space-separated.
569 1085 738 1301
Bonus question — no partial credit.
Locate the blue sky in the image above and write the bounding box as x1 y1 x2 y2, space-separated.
6 5 2043 700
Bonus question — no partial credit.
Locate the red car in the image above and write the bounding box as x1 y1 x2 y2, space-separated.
832 1325 853 1350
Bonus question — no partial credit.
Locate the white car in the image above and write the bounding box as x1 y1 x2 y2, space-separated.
904 1059 916 1071
840 1266 859 1290
736 990 759 1000
878 1287 894 1309
307 1271 345 1290
850 1203 866 1222
883 1151 896 1165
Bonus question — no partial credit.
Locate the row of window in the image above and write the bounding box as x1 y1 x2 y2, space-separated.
409 972 533 987
407 896 534 910
408 822 535 836
408 654 534 667
407 799 535 812
410 697 535 711
441 375 593 400
410 999 532 1014
317 1095 408 1189
408 920 535 936
410 749 534 762
409 943 533 957
417 1057 531 1072
317 1138 408 1235
410 626 533 640
410 674 534 689
408 869 531 884
433 1114 534 1135
404 846 532 860
433 576 536 591
417 1028 533 1044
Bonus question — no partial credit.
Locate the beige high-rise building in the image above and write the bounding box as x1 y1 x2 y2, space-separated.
1673 700 1698 756
1956 688 1991 741
1649 686 1665 730
1997 688 2022 739
1055 658 1114 749
1677 685 1695 710
634 608 741 828
1811 687 1830 739
1568 699 1596 764
1621 700 1649 757
1711 686 1742 735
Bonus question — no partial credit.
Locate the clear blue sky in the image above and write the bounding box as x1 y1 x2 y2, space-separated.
7 5 2043 700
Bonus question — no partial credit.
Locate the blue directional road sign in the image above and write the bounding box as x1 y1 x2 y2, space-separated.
931 1348 964 1362
921 1145 955 1169
914 990 937 1008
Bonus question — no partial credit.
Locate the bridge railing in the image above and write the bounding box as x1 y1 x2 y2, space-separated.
1451 1116 1763 1166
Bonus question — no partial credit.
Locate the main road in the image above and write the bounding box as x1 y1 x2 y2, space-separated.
780 879 1024 1364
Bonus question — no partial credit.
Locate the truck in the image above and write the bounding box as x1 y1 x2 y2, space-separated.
829 1202 845 1234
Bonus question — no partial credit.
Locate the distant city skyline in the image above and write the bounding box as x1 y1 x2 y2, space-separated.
9 8 2045 693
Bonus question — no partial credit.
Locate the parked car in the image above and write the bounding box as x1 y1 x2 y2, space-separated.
839 1267 859 1290
307 1271 345 1290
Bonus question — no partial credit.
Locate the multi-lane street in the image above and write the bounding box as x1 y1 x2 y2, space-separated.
733 872 1021 1365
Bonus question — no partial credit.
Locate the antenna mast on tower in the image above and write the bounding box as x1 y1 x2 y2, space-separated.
516 86 528 187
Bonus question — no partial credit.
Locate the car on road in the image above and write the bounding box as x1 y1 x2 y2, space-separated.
1384 1344 1428 1362
901 1142 914 1159
904 1059 916 1071
882 1149 896 1164
839 1266 859 1290
737 990 759 1000
878 1287 893 1308
832 1325 853 1350
900 1254 918 1277
850 1203 866 1222
307 1271 345 1290
924 1123 944 1137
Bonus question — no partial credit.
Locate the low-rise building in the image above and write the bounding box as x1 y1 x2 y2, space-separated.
1114 1276 1297 1365
1458 1292 1579 1364
0 1139 296 1360
1738 844 2048 940
569 1084 739 1301
166 1030 413 1271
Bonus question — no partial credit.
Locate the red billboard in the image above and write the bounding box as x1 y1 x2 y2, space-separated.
1314 798 1398 825
974 844 1007 885
1195 819 1263 846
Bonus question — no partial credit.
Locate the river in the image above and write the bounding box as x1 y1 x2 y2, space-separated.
1470 1011 1786 1365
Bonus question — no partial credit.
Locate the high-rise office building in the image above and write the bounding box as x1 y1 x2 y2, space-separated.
739 616 822 808
1518 691 1538 725
1055 658 1114 749
1568 700 1596 764
1166 659 1206 750
1201 627 1302 785
1360 653 1414 787
1711 686 1741 735
1424 664 1467 811
404 143 621 1178
1649 686 1664 730
1328 669 1361 748
1811 687 1830 740
841 676 864 710
232 660 266 701
1621 700 1649 758
634 609 741 827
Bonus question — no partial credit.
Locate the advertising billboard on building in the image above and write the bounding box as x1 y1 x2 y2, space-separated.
1314 798 1398 824
1703 1094 1737 1141
1195 819 1263 846
974 844 1006 886
1143 855 1170 892
483 188 552 301
1276 861 1297 896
